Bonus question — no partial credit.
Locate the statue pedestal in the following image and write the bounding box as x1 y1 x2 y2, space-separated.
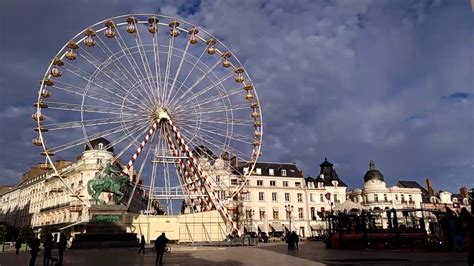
71 205 138 249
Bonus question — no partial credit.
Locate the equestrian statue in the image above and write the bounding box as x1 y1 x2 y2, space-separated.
87 162 129 205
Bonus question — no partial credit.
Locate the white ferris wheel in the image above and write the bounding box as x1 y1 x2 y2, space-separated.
32 14 263 235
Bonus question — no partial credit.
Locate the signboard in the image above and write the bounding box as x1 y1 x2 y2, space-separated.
92 214 121 223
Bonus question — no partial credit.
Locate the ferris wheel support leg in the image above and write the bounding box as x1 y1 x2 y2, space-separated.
166 120 241 237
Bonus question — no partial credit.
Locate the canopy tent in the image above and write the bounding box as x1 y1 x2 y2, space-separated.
333 200 368 212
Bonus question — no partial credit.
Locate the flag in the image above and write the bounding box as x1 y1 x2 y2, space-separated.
325 192 331 200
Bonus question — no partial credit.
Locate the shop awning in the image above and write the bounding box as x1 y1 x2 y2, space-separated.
270 224 283 232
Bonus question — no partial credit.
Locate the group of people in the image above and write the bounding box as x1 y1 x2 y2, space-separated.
286 231 299 251
21 232 68 266
138 232 169 265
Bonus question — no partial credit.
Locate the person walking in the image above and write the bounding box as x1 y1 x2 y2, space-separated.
15 237 22 255
154 233 169 265
291 231 299 251
29 236 40 266
138 235 146 255
286 231 292 250
58 233 67 266
43 233 54 266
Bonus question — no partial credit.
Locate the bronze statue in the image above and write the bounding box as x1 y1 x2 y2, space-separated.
87 163 129 204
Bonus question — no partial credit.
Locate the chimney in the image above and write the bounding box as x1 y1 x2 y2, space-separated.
300 169 305 177
426 178 434 196
460 186 468 199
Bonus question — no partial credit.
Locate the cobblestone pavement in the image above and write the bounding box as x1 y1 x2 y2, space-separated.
0 242 468 265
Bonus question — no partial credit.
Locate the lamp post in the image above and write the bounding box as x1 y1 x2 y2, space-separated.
285 204 293 233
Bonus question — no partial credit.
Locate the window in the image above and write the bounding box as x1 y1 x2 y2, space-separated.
384 194 388 202
96 158 102 165
320 194 324 202
98 143 104 149
308 182 314 188
245 192 251 201
295 182 301 188
298 208 304 219
257 180 263 186
311 207 316 220
284 193 290 202
401 195 405 202
395 194 399 201
374 194 378 202
269 169 275 175
281 169 287 176
310 193 314 202
270 181 276 187
256 168 262 175
231 179 238 185
273 209 279 220
297 193 303 202
318 182 323 188
283 181 289 187
409 195 413 202
259 192 264 201
243 167 249 175
215 175 220 184
259 209 265 220
272 192 277 202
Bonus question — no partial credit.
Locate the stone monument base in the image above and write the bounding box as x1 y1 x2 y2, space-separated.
71 205 138 249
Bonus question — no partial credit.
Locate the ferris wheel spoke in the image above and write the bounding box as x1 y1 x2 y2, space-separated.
77 48 152 106
48 118 147 154
134 28 160 103
170 59 222 107
162 33 176 106
152 32 163 96
188 116 254 127
183 122 254 144
44 116 138 131
61 62 152 109
46 101 136 116
176 72 234 107
177 102 249 117
164 39 190 105
95 35 154 105
52 80 145 113
189 87 245 109
167 45 208 105
113 27 156 105
110 123 153 161
181 126 251 162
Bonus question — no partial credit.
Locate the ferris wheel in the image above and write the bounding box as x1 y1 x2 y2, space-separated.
32 14 263 235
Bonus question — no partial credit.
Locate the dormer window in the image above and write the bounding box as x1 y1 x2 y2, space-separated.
256 168 262 175
452 198 458 203
243 167 249 175
98 143 104 150
318 182 323 188
332 180 338 187
269 169 275 176
281 169 287 176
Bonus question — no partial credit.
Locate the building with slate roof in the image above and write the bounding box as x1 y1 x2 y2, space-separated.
348 160 423 229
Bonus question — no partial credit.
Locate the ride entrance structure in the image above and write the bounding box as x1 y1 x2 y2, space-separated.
32 14 263 242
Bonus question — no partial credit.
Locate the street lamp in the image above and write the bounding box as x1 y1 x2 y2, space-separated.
285 204 293 233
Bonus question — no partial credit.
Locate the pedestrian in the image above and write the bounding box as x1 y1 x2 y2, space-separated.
154 233 169 265
291 231 299 251
15 237 22 255
43 233 54 266
29 236 40 266
138 235 146 255
286 232 293 250
58 233 67 266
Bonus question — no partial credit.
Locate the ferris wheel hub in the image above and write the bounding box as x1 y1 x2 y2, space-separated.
155 108 171 122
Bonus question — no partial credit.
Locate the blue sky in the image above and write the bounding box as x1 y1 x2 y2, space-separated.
0 0 472 193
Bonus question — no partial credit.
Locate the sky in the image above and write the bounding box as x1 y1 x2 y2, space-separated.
0 0 473 193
